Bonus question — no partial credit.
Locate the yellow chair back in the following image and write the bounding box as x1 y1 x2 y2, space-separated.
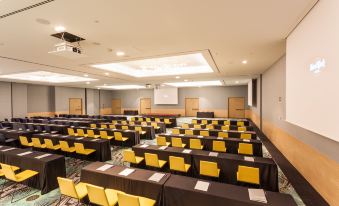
77 129 85 136
44 139 56 149
240 133 251 140
238 143 253 155
114 132 123 141
90 124 97 128
213 141 226 152
122 125 129 130
87 130 96 138
155 118 161 122
172 129 180 135
193 124 201 129
68 128 75 136
206 125 214 129
19 136 30 146
221 125 230 131
238 127 246 132
60 141 71 151
146 118 151 122
237 121 245 127
164 119 171 124
200 161 219 177
123 150 137 163
223 120 230 125
218 132 228 138
135 126 142 132
201 119 208 124
74 143 85 153
156 136 167 146
138 117 143 121
32 137 43 147
101 124 108 129
145 153 160 168
141 122 147 126
86 184 111 206
169 156 186 172
190 139 202 150
131 117 136 121
185 129 193 135
1 163 17 181
117 192 140 206
100 131 108 138
192 119 198 124
151 122 158 128
112 120 118 124
171 137 183 148
109 124 115 129
200 131 209 137
182 123 189 129
57 177 79 199
212 120 218 125
237 165 260 184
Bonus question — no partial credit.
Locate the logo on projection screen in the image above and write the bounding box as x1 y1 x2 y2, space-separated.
309 58 326 74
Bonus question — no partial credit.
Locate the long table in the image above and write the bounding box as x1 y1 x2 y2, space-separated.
164 175 297 206
112 120 167 133
159 133 263 156
0 128 35 139
0 145 66 194
81 162 171 206
33 133 111 161
71 126 141 147
192 119 250 126
182 123 254 131
132 144 278 192
175 128 257 139
135 117 177 128
112 124 155 139
7 122 68 134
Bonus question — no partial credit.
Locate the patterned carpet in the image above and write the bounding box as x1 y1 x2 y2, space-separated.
0 117 305 206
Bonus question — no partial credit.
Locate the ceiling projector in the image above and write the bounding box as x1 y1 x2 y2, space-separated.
48 42 85 59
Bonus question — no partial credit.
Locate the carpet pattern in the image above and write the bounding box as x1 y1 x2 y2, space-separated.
0 117 305 205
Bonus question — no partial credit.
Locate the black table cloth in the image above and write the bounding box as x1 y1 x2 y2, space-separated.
197 112 214 118
0 128 35 139
192 119 250 126
182 123 254 131
72 126 140 147
175 128 257 139
132 144 278 192
136 117 177 128
80 162 171 206
0 145 66 194
124 110 138 115
112 124 155 140
163 175 296 206
113 120 167 133
160 133 263 156
33 133 111 161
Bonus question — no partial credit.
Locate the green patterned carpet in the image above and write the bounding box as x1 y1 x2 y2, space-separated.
0 117 305 206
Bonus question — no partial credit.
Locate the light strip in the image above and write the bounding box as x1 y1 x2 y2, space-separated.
0 71 97 83
97 85 146 90
164 80 223 87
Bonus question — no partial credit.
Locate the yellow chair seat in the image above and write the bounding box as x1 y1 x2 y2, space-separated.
0 166 20 176
26 143 33 147
183 164 191 172
139 131 147 135
116 137 129 142
78 149 96 155
66 147 76 153
158 160 167 168
50 145 61 150
135 156 144 164
75 182 88 199
139 196 156 206
13 170 39 182
36 144 47 149
102 136 114 140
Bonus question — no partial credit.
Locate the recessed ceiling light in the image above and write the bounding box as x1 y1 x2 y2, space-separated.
184 79 188 82
97 85 146 90
104 84 107 86
0 71 97 83
104 72 110 76
86 82 91 85
164 80 222 87
91 53 214 77
175 76 180 79
84 74 88 77
235 81 239 84
242 60 248 64
116 51 125 57
54 26 66 32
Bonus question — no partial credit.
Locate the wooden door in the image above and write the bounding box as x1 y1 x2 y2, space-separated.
69 98 82 115
112 99 122 114
140 98 151 114
185 98 199 117
228 97 245 118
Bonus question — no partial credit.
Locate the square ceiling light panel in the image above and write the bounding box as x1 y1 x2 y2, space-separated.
164 80 223 87
91 53 215 77
97 85 146 90
0 71 97 83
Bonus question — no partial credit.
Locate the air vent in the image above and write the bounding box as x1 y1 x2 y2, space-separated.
51 32 85 43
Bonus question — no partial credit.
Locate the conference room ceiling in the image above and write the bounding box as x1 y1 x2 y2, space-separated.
0 0 317 89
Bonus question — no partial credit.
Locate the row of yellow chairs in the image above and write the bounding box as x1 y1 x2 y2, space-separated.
0 163 38 203
192 119 245 126
57 177 155 206
111 121 161 129
122 150 259 185
131 117 172 125
172 129 252 139
156 136 253 155
182 124 247 131
68 128 129 142
19 136 95 156
88 125 147 136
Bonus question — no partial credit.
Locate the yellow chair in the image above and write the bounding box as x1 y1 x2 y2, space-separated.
223 120 230 125
130 121 135 125
189 139 203 150
138 117 144 121
155 118 161 123
238 143 253 155
19 136 33 147
76 129 87 137
200 131 209 137
114 132 129 146
87 130 100 138
101 124 108 129
1 163 39 203
146 118 151 122
212 141 226 152
237 166 260 185
201 119 208 124
112 120 118 124
117 192 156 206
135 126 146 135
240 133 251 140
44 139 61 150
169 156 191 173
121 121 127 125
67 128 77 136
156 136 170 146
86 184 119 206
237 121 245 127
218 132 228 138
151 122 159 129
221 125 230 131
206 124 214 130
171 137 186 148
145 153 167 169
185 129 193 135
131 117 136 121
32 137 46 149
100 131 114 140
164 119 171 125
182 123 189 129
90 123 97 128
141 122 147 126
123 150 144 165
199 161 220 178
74 143 96 155
122 125 129 130
193 124 201 129
109 124 116 129
172 129 180 135
59 141 76 153
238 127 247 132
0 164 20 177
57 177 88 205
192 119 198 124
212 120 218 125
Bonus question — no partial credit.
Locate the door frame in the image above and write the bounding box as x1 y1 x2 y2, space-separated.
185 98 199 117
227 97 245 118
69 98 83 115
111 98 122 115
140 98 152 114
